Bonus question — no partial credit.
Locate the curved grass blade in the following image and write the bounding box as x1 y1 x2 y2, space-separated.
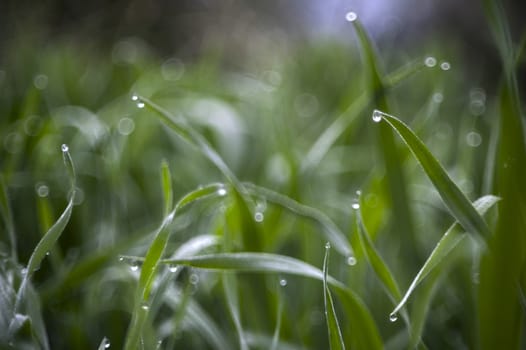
242 182 354 258
323 244 346 350
391 195 500 319
162 252 383 349
373 110 491 239
0 175 17 261
134 95 244 193
13 146 76 308
160 160 173 217
124 182 225 350
356 210 401 303
222 273 248 350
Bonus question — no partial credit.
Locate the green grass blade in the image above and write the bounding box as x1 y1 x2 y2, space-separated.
479 2 526 349
19 145 76 289
0 175 17 261
323 244 346 350
374 110 491 239
243 182 354 258
391 195 500 319
356 211 401 303
222 273 248 350
124 182 225 350
135 95 244 193
162 252 383 349
160 160 173 216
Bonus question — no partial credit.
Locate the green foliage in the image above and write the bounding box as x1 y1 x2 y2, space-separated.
0 1 524 349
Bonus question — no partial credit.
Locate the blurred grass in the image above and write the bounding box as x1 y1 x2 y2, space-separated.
0 2 525 349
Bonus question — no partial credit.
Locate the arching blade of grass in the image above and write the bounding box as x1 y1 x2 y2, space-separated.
323 244 346 350
242 182 354 258
161 160 173 217
124 181 225 350
134 95 245 196
374 110 492 239
0 175 17 261
222 273 248 350
11 146 76 316
391 195 499 319
162 252 383 349
351 15 416 255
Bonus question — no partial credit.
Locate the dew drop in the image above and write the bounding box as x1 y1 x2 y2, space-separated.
424 56 437 67
136 102 145 109
45 251 50 256
141 304 149 311
347 256 357 266
104 339 111 349
36 183 49 197
345 11 357 22
61 144 69 152
279 278 287 287
389 313 398 322
440 61 451 71
21 268 28 275
130 261 139 272
118 117 135 135
189 273 199 285
118 256 124 262
33 74 48 90
432 92 444 103
131 94 139 101
355 190 362 196
217 188 227 196
325 242 331 249
466 131 482 147
254 212 264 222
169 264 178 273
372 110 383 123
351 202 360 210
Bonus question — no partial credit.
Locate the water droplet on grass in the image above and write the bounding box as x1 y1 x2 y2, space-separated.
130 261 139 271
433 92 444 103
372 110 383 123
254 212 264 222
424 56 437 67
389 313 398 322
351 202 360 210
279 278 287 287
466 131 482 147
345 12 357 22
141 304 149 311
440 61 451 71
217 188 227 196
325 242 331 249
33 74 48 90
189 273 199 285
118 117 135 135
131 94 139 101
169 264 178 273
136 102 145 109
347 256 357 266
36 183 49 197
61 144 69 152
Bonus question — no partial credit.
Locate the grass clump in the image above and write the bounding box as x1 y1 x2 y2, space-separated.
1 1 525 349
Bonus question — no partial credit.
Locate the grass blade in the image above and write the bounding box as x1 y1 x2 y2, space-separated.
160 160 173 216
391 195 500 319
243 182 354 258
323 244 346 350
124 182 225 350
0 175 17 261
162 251 383 349
373 110 491 239
222 273 248 350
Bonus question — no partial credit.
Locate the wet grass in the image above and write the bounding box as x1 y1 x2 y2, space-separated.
1 1 525 349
